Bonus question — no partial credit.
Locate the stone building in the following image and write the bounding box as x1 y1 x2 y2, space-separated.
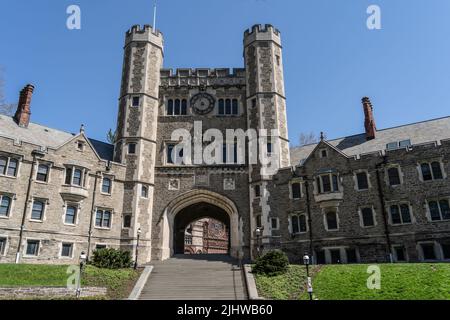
184 218 229 255
0 24 449 265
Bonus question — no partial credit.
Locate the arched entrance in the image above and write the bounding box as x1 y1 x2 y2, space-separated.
174 203 230 255
158 190 241 260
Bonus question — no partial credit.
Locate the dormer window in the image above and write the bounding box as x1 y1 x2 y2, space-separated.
320 149 328 158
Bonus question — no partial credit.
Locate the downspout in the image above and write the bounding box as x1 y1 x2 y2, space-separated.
86 171 100 261
375 157 393 262
304 179 314 263
16 150 42 263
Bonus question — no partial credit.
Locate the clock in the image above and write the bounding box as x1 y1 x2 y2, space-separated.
191 93 215 115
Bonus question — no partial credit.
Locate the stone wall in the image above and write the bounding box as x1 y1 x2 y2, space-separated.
267 139 450 263
0 286 107 299
0 134 127 264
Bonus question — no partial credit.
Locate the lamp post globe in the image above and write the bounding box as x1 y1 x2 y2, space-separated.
303 252 313 301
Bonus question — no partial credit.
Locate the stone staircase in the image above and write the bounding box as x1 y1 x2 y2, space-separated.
138 255 247 300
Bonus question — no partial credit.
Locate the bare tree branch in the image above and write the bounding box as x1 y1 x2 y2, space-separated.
299 132 318 146
0 67 16 116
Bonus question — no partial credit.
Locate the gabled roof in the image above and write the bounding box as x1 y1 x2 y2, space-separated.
299 139 349 167
0 115 114 161
290 116 450 166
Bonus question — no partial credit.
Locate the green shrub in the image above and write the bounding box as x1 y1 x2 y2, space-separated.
253 250 289 276
91 248 133 269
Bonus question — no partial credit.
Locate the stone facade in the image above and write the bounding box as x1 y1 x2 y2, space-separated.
0 23 449 266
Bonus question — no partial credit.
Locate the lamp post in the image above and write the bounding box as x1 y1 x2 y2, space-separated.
77 251 87 298
255 227 264 258
134 228 142 270
303 252 313 301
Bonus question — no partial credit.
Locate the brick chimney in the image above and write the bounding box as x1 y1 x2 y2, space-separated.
14 84 34 128
362 97 376 140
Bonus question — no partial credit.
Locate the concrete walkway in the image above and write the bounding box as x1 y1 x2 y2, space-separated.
138 255 247 300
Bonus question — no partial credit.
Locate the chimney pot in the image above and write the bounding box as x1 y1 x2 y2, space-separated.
362 97 376 140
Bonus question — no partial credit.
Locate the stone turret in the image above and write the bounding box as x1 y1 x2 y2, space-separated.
243 24 290 257
114 24 164 265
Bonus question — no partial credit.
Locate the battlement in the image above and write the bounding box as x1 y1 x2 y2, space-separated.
125 24 164 48
244 24 281 37
159 68 246 87
244 24 282 47
160 68 245 78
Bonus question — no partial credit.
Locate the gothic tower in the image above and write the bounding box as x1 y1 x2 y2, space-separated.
114 25 163 264
244 24 290 256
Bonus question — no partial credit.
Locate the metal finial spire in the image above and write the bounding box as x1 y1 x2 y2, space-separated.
320 132 324 141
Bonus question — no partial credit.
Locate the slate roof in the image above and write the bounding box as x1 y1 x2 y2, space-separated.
290 116 450 166
0 115 114 161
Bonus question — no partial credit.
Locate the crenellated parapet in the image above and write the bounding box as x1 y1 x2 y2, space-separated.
243 24 281 47
125 24 164 49
160 68 246 87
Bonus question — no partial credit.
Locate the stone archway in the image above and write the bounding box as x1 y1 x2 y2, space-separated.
174 203 230 255
158 190 241 260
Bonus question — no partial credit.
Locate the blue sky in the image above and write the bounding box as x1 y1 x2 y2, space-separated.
0 0 449 145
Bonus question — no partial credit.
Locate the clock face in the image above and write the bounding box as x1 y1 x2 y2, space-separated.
191 93 215 115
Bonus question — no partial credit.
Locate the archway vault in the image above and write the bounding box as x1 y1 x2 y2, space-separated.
158 189 241 260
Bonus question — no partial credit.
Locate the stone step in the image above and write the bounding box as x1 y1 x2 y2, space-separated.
138 255 247 300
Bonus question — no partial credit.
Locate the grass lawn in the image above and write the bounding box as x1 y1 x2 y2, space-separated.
0 264 141 300
254 265 320 300
255 263 450 300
